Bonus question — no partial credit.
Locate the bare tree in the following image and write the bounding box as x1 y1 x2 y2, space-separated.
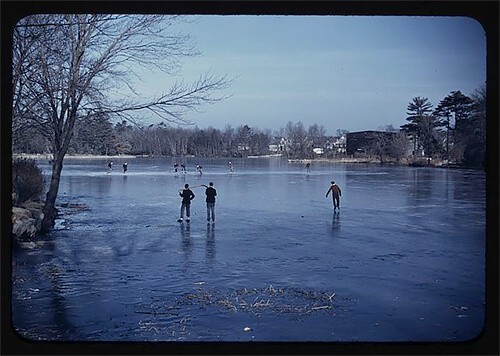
12 14 232 231
389 132 411 163
370 132 391 163
307 123 326 147
283 121 308 157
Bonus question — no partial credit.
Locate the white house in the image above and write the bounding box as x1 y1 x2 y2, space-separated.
269 137 287 153
325 135 346 154
332 135 346 154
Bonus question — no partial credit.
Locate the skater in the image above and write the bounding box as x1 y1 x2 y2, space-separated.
326 180 342 210
305 162 311 173
205 182 217 222
228 161 234 173
181 163 187 174
107 161 113 173
178 183 195 222
196 165 203 174
122 162 128 173
174 162 179 173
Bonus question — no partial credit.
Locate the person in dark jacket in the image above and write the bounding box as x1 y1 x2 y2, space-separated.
326 180 342 210
178 183 195 222
205 182 217 222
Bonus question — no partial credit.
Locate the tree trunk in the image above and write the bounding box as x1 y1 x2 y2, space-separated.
446 124 449 160
41 153 64 232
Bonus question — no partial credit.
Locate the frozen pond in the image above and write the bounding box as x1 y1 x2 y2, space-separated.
12 157 486 342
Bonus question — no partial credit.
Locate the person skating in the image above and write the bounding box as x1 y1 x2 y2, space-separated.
326 180 342 210
205 182 217 223
228 161 234 173
123 162 128 173
178 183 195 222
107 161 113 173
305 162 311 173
174 162 179 173
181 163 187 174
196 165 203 174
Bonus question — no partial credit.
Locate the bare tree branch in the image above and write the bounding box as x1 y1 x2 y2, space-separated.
12 14 233 230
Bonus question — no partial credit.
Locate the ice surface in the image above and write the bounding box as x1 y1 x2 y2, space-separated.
12 157 486 342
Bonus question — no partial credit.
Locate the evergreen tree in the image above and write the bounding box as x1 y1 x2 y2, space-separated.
433 90 475 162
71 113 114 155
400 97 440 159
466 86 486 167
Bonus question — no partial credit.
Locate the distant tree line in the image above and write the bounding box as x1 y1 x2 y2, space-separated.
13 118 347 159
13 86 486 167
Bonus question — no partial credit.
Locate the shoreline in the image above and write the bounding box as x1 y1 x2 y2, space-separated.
12 153 474 169
288 157 381 164
12 153 389 165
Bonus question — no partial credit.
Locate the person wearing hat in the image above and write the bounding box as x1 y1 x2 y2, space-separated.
178 183 195 222
326 180 342 210
205 182 217 223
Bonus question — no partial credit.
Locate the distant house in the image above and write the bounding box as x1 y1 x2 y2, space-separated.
346 130 397 155
269 144 279 153
269 137 287 153
313 147 324 155
331 135 346 154
237 144 250 152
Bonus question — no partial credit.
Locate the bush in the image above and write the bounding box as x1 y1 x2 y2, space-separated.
12 158 45 206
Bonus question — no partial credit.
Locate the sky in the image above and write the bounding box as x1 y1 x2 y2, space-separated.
134 15 486 135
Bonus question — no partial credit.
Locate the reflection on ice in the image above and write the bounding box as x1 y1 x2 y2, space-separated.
12 158 486 342
331 211 341 234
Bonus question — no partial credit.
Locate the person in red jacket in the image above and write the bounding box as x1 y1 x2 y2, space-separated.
326 181 342 210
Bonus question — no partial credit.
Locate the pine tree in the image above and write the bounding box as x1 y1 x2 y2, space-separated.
400 97 440 159
433 90 475 162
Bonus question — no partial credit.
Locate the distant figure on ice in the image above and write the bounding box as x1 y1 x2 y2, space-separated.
205 182 217 223
107 161 113 173
305 162 311 173
178 183 195 222
326 180 342 210
181 163 187 174
122 162 128 173
228 161 234 173
196 165 203 174
174 162 179 173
